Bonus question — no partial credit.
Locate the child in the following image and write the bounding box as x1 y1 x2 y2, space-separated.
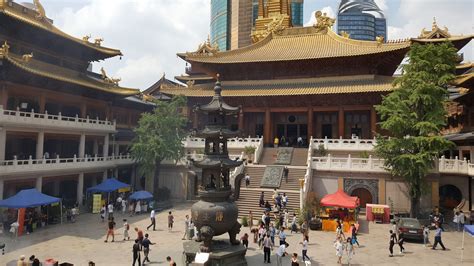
423 225 430 247
168 211 174 231
241 233 249 249
123 219 130 241
334 237 344 264
346 237 355 265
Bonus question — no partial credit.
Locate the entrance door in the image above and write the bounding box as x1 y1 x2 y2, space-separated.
287 124 298 145
351 188 373 208
322 124 332 138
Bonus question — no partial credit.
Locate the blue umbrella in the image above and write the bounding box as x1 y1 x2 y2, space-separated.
129 190 153 201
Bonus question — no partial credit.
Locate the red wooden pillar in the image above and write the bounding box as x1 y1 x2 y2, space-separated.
338 107 344 138
264 108 271 145
307 107 313 139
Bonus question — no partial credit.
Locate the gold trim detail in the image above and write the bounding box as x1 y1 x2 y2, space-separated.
313 11 335 34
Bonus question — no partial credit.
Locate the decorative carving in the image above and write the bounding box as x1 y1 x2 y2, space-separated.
82 35 91 42
22 53 34 63
94 38 104 46
275 147 293 165
260 165 284 188
418 17 451 39
344 178 378 203
376 36 384 46
0 41 10 56
191 36 220 56
251 15 287 43
340 31 350 39
33 0 46 21
313 11 335 34
186 80 195 87
100 67 121 86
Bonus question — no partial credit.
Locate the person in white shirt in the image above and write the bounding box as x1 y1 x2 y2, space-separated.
334 237 344 264
121 198 127 214
263 233 273 263
107 202 114 219
134 200 141 215
147 209 156 231
244 174 250 187
116 196 122 209
458 211 465 232
284 209 289 228
275 242 289 266
300 235 310 262
182 215 190 240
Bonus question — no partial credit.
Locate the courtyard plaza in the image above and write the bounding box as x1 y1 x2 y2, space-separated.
0 203 473 265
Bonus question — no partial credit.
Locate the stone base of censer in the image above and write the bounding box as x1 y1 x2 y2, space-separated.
183 240 247 266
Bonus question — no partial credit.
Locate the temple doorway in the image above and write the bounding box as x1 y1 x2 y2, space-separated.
322 124 333 138
351 188 373 208
439 184 462 209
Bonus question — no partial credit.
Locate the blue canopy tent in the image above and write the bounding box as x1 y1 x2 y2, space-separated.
0 188 62 224
86 178 130 193
129 190 153 201
461 224 474 262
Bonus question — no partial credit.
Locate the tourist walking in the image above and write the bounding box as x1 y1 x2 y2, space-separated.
398 233 405 253
123 219 130 241
135 200 141 215
274 136 279 148
263 233 273 263
336 220 345 240
259 192 265 207
135 227 144 244
168 211 174 231
389 230 397 257
147 209 156 231
245 173 250 187
423 225 430 246
276 242 289 266
182 215 190 240
346 237 355 265
241 233 249 249
459 211 465 232
166 256 176 266
264 212 271 229
283 193 288 209
100 204 106 222
283 167 289 183
269 223 276 245
104 217 116 242
432 223 446 250
132 239 141 266
334 237 344 264
291 253 300 266
291 213 298 233
107 202 114 219
300 235 310 262
258 224 266 248
141 233 155 263
121 198 127 214
279 227 287 245
249 210 254 229
351 224 360 247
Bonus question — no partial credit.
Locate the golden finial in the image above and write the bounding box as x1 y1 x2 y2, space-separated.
432 17 438 30
94 38 103 46
340 31 350 39
33 0 47 21
1 41 10 56
376 36 384 46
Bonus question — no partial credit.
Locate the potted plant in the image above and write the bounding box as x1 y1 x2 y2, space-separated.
241 216 248 227
244 146 256 164
314 144 327 156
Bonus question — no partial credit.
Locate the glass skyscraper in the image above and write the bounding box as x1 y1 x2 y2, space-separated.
210 0 231 51
337 0 387 41
290 0 304 27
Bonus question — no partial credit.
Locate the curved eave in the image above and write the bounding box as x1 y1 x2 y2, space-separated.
1 53 139 96
411 35 474 50
452 73 474 88
0 8 122 59
180 30 411 65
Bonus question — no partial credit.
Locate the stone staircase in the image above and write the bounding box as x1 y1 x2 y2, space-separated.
258 147 308 166
236 166 306 218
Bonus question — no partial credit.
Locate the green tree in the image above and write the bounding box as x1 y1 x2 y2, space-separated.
131 96 188 199
375 43 457 217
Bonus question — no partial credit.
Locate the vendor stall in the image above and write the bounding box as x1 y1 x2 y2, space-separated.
320 190 359 232
86 178 130 213
0 188 62 236
366 204 390 224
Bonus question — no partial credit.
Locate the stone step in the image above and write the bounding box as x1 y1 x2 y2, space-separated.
236 189 300 218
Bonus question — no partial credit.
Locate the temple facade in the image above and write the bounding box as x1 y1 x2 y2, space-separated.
153 8 474 215
0 0 152 204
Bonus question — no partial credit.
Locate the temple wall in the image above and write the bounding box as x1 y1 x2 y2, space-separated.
155 165 189 200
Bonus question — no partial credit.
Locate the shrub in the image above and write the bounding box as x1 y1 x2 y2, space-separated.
241 216 248 227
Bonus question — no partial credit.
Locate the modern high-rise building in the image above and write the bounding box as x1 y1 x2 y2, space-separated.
211 0 303 51
337 0 387 41
210 0 231 51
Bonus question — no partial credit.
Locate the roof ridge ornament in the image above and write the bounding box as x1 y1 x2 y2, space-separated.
33 0 47 22
313 11 335 34
251 14 287 43
0 41 10 56
100 67 121 86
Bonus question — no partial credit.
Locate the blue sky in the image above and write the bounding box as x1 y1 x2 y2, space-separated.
38 0 474 89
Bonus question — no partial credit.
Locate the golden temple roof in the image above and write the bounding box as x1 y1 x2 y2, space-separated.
159 75 395 97
0 49 139 96
452 72 474 88
179 28 411 64
0 0 122 59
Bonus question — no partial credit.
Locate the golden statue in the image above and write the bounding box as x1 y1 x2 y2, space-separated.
94 38 104 46
340 31 350 39
376 36 384 46
186 80 195 87
33 0 46 21
313 11 335 34
266 15 286 36
100 67 121 86
1 41 10 56
82 35 91 42
22 53 34 63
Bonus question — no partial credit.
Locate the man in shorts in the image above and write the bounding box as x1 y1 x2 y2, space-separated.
168 211 174 231
105 217 116 242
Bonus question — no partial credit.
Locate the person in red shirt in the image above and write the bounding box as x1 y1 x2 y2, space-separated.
135 227 144 244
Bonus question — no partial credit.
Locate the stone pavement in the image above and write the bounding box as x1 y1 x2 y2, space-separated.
0 202 473 265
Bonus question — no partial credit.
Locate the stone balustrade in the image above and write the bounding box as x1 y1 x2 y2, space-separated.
311 137 376 151
312 154 474 176
183 136 263 149
0 154 133 176
0 106 116 133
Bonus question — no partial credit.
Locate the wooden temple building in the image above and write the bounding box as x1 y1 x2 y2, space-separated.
0 0 151 202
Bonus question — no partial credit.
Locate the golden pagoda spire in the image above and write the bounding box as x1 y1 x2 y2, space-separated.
281 0 288 15
258 0 264 18
251 0 292 43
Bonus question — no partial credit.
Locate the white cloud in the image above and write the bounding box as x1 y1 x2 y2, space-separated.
47 0 209 90
304 6 335 27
